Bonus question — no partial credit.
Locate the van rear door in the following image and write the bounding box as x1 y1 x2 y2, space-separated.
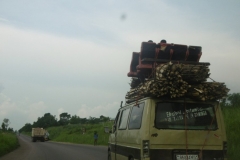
149 101 225 159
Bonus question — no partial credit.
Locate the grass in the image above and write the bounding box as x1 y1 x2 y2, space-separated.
1 107 239 159
48 122 113 146
44 109 239 159
0 131 19 157
222 107 240 159
21 122 114 146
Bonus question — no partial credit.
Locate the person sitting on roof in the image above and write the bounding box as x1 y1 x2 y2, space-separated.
159 39 173 59
160 39 167 51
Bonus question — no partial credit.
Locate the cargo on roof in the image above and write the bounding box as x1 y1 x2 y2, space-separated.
126 41 229 103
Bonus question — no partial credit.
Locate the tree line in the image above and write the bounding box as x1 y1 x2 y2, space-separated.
18 113 111 133
1 93 240 133
220 93 240 107
1 118 14 132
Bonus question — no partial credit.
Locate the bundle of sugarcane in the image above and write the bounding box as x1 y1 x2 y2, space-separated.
138 79 168 97
168 79 190 98
187 82 230 101
181 64 210 83
129 77 142 89
125 87 141 99
125 86 145 103
155 62 183 81
125 79 166 100
154 63 190 98
130 78 190 98
126 62 225 102
155 62 210 83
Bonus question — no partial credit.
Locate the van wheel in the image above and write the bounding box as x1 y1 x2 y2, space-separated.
129 157 134 160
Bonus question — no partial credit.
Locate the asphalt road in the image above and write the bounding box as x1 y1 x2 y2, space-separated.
1 134 108 160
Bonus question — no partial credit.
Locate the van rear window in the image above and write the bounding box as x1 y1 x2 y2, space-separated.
155 102 218 130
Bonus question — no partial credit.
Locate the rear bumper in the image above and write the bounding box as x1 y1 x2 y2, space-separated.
150 149 226 160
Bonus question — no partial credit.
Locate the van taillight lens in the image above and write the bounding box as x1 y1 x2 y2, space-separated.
142 140 150 158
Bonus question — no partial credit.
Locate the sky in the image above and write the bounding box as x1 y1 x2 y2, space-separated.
1 0 240 130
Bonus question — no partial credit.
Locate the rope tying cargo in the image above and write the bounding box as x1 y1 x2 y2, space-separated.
198 101 220 160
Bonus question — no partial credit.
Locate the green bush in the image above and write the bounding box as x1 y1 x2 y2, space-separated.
222 107 240 159
19 108 240 159
45 110 239 158
0 132 19 157
46 122 113 145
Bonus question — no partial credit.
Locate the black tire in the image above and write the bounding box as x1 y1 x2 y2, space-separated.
129 157 134 160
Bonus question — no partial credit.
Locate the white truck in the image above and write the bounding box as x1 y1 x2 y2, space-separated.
32 128 46 142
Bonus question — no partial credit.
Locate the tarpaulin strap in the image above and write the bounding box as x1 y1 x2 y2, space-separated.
198 101 220 160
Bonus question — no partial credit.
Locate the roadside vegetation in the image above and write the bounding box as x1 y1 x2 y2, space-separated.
20 106 240 159
21 122 113 146
220 93 240 159
0 131 19 157
19 113 113 146
47 122 113 145
1 93 240 158
222 107 240 159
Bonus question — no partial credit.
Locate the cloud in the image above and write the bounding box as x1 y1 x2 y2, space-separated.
24 101 47 122
1 0 240 131
0 92 49 130
57 108 65 117
0 84 4 93
77 102 120 118
0 93 17 118
1 21 240 131
0 24 129 77
0 17 9 22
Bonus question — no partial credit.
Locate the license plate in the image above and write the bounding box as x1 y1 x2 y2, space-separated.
176 154 198 160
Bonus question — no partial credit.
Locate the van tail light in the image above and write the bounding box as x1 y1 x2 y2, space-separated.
142 140 150 158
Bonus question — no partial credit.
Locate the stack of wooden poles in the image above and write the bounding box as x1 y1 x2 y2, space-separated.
125 62 229 103
187 82 229 101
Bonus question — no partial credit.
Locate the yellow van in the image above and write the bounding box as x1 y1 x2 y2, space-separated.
108 97 227 160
